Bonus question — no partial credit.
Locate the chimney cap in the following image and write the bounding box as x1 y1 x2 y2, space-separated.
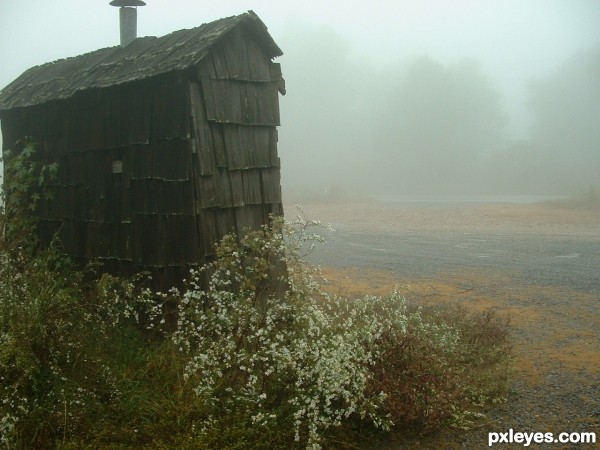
110 0 146 7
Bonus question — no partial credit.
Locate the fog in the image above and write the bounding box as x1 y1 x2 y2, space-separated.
1 0 599 199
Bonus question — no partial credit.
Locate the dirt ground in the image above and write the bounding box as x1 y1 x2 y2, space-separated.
284 200 600 449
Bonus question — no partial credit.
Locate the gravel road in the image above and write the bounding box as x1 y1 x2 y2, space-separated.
286 200 600 449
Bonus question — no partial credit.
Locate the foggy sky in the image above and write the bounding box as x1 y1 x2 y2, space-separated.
1 1 599 198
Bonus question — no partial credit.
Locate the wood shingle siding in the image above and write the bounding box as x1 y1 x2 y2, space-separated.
0 11 285 289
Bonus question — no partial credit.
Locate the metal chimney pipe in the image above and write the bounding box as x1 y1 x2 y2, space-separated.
109 0 146 47
120 7 137 46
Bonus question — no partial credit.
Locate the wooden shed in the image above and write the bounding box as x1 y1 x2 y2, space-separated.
0 11 286 288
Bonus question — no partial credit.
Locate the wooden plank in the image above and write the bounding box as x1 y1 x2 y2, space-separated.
68 98 91 150
260 167 282 204
86 150 108 200
45 136 69 160
129 87 152 145
257 82 281 126
237 126 257 168
64 152 82 185
103 90 118 149
201 79 281 126
30 108 44 148
153 140 191 181
214 208 237 239
229 170 245 207
216 168 233 208
101 222 119 259
242 169 262 204
120 188 131 223
92 91 111 149
73 221 88 259
130 144 152 179
221 125 242 169
163 181 193 215
223 28 251 80
209 123 227 167
132 214 162 266
200 76 218 123
85 222 102 259
87 91 105 150
252 126 273 168
151 84 169 139
104 86 151 148
53 185 71 220
182 180 195 215
246 36 271 81
195 56 217 79
159 181 182 214
235 205 265 239
221 32 242 79
222 125 269 169
164 215 198 265
69 185 86 221
45 101 68 143
242 83 256 125
208 45 230 79
225 82 243 124
199 175 218 208
90 194 106 223
196 32 269 82
116 222 132 261
64 220 77 258
130 139 192 181
121 148 133 222
151 82 190 139
130 179 192 215
197 208 216 257
130 179 151 214
189 81 215 176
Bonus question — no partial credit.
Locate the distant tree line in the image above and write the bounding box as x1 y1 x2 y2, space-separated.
278 26 599 198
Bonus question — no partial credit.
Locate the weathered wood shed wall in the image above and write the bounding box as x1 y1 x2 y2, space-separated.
0 11 285 288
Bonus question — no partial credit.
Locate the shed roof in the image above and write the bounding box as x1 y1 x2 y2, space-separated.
0 11 282 112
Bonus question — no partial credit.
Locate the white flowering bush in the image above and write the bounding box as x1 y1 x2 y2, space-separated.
168 210 511 448
169 212 464 448
172 216 387 448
